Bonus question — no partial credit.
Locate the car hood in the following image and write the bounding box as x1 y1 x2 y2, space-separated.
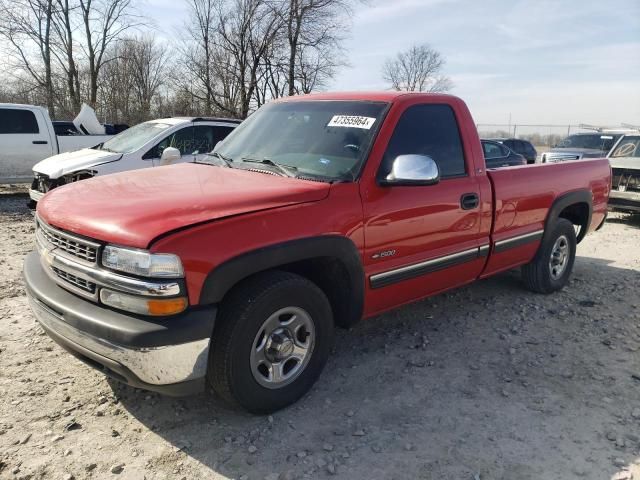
609 157 640 170
37 163 331 248
549 148 606 158
33 148 121 178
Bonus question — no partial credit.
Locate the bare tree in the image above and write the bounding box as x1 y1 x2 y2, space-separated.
216 0 283 117
0 0 56 116
282 0 350 96
78 0 137 106
382 44 453 93
51 0 82 113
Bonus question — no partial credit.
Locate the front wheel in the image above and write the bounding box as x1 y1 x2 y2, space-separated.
522 218 577 294
208 271 334 413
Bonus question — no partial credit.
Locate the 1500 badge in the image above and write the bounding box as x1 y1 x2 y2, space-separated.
371 250 396 259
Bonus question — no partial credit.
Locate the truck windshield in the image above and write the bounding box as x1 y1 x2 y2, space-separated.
557 134 621 151
212 100 388 181
99 121 172 154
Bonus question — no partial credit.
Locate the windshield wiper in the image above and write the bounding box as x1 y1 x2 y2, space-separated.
241 157 297 178
203 151 234 167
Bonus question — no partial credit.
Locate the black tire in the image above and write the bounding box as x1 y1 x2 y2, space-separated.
207 270 334 413
522 218 576 294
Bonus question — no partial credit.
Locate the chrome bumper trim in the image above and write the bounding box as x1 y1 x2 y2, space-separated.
35 230 181 299
28 292 209 385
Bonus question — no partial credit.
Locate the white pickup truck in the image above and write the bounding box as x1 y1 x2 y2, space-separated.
0 103 114 183
29 116 241 205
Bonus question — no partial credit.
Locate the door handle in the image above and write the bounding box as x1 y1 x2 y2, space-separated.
32 140 48 145
460 193 479 210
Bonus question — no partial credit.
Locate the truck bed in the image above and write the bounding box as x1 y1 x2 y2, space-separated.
482 158 610 276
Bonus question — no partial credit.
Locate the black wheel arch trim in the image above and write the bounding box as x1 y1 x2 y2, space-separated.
544 190 592 244
199 235 365 326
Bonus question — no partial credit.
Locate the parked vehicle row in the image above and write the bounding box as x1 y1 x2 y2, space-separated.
24 91 611 413
29 117 241 205
481 139 527 167
0 103 115 183
540 130 636 163
488 138 537 163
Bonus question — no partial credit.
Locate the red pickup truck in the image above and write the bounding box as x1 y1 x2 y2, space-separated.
24 92 610 413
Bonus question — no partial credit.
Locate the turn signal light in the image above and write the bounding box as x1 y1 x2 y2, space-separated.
147 297 188 316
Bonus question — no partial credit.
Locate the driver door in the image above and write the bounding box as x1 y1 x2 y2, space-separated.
361 103 485 315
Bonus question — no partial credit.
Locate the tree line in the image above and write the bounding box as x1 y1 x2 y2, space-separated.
0 0 452 124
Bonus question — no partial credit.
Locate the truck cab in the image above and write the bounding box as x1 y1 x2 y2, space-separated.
24 92 610 413
0 103 114 184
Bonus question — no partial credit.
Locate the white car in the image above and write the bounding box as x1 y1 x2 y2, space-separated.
0 103 114 183
29 117 241 204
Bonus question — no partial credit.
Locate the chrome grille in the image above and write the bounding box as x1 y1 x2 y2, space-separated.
36 217 99 264
51 267 97 294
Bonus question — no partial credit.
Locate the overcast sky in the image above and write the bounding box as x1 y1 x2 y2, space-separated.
147 0 640 126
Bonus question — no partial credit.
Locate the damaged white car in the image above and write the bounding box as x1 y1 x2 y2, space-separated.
29 116 241 205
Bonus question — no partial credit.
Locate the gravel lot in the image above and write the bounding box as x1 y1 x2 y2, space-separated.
1 188 639 480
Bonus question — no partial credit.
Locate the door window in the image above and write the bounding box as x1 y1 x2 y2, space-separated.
380 104 466 179
192 125 235 154
0 108 39 134
144 127 196 159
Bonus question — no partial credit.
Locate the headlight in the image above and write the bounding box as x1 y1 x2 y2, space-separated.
102 246 184 278
100 289 188 316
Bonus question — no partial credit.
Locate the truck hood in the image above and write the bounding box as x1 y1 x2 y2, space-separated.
33 148 121 179
37 163 331 248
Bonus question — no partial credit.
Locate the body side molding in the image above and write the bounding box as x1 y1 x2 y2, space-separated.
370 245 489 289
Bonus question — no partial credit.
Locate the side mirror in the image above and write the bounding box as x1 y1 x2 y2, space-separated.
381 154 440 186
160 147 181 165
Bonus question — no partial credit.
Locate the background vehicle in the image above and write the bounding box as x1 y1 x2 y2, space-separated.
54 120 129 136
25 92 610 414
481 139 527 167
0 103 114 183
608 134 640 213
489 138 537 163
29 117 241 204
540 130 637 163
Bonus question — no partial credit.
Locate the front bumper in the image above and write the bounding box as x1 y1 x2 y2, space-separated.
24 251 216 395
609 190 640 213
29 188 45 203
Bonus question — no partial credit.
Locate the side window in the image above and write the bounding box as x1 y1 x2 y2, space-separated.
0 108 39 134
500 144 511 156
381 104 466 179
483 142 502 159
143 127 195 159
192 125 235 154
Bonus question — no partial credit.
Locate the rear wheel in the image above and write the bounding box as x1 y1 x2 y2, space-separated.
208 271 334 413
522 218 576 293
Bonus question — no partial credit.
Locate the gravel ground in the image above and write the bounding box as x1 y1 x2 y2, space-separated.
1 190 639 480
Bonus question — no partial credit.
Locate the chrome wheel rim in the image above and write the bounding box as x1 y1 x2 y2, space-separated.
549 234 570 280
250 307 315 389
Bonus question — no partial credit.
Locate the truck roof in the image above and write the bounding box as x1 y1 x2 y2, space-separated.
0 103 48 112
277 91 460 103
